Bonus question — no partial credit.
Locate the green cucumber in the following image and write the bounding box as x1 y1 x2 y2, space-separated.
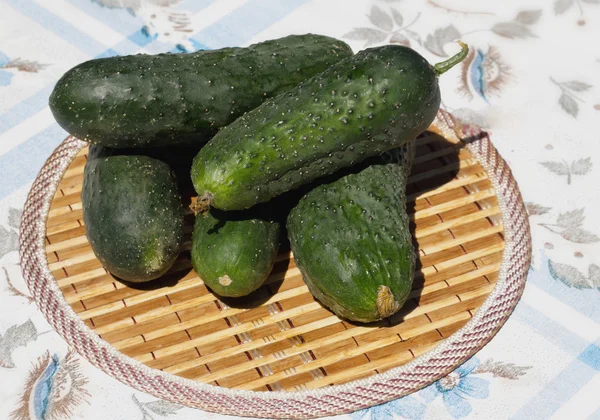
87 143 201 192
82 147 184 282
192 42 467 211
50 34 353 148
287 142 416 323
191 207 280 297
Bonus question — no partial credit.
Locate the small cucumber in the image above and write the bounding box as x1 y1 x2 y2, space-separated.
192 43 467 211
191 207 280 297
82 147 184 282
287 142 416 323
50 34 352 148
87 143 201 192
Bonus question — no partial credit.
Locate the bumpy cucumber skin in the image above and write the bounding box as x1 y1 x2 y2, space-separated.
287 142 416 323
82 153 184 282
49 34 353 148
87 143 201 192
192 45 439 211
191 208 280 297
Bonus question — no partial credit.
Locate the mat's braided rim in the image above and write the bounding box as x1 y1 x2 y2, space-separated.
19 109 531 419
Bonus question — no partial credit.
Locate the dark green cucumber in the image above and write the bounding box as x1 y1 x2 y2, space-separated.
50 34 353 148
87 143 201 193
191 207 280 297
192 42 467 211
287 142 416 323
82 150 184 282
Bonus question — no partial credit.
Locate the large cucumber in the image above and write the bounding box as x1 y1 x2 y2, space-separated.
82 148 184 282
192 43 467 211
50 34 353 148
191 206 280 297
287 142 416 323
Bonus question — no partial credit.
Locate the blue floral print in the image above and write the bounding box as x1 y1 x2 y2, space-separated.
419 357 489 418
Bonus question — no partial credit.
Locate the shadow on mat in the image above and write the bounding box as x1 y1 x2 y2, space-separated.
115 131 461 321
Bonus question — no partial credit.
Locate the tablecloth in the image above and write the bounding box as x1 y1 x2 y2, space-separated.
1 0 599 419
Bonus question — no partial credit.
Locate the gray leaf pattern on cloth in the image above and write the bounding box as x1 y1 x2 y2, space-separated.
570 158 593 176
540 158 592 184
474 359 532 379
554 0 575 14
557 209 585 229
7 208 21 230
525 202 551 216
555 0 598 18
562 81 593 91
368 5 394 31
0 226 18 259
561 228 600 243
343 28 388 46
540 161 570 177
589 264 600 285
144 400 184 416
132 394 184 419
491 10 541 39
343 6 420 48
559 93 579 117
391 8 404 27
492 22 536 39
539 208 599 243
514 10 543 24
424 25 459 56
0 320 38 368
0 207 22 259
549 260 600 289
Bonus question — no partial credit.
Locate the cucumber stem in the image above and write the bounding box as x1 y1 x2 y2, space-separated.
190 192 213 215
433 41 469 76
376 285 401 319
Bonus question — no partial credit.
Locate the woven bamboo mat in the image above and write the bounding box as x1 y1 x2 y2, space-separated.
44 126 503 393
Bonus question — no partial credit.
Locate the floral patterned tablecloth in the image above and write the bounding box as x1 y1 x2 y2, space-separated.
1 1 599 419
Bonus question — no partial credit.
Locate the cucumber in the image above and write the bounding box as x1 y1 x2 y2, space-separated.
50 34 353 148
87 143 200 193
192 42 467 211
82 149 184 282
191 207 280 297
287 142 416 323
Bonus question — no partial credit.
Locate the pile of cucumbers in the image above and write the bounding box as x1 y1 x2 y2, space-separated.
50 34 467 323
